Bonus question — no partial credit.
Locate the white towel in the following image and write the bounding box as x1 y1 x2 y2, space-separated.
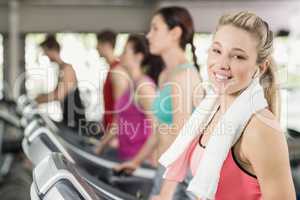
159 78 268 199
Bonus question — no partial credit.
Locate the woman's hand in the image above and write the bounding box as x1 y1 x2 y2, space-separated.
93 126 117 155
113 160 139 175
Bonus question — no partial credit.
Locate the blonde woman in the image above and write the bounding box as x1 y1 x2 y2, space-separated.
153 12 295 200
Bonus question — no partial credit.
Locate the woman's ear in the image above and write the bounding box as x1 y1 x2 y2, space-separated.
136 52 144 64
259 60 269 76
170 26 183 43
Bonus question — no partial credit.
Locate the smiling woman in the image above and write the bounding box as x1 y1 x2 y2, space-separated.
207 25 261 95
157 11 296 200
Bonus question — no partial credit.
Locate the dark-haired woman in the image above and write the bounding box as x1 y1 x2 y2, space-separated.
114 6 203 199
95 34 164 161
35 35 86 131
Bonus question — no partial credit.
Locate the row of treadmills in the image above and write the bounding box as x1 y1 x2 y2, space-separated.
16 95 156 200
9 95 300 200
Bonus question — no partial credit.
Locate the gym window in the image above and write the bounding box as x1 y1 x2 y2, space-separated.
25 32 129 121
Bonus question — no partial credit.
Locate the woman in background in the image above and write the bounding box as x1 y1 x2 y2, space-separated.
95 34 164 161
115 6 203 200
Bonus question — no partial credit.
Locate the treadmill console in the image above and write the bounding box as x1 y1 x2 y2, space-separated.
31 153 100 200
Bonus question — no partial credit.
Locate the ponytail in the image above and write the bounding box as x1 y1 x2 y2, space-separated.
128 34 165 85
260 57 280 119
142 55 165 85
190 39 200 72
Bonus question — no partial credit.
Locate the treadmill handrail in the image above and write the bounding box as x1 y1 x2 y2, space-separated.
22 105 59 134
82 177 124 200
28 127 75 163
24 119 40 137
62 139 155 179
33 154 98 200
0 110 21 127
21 100 155 179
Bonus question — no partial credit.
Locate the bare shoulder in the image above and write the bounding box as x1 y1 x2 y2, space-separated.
61 64 76 80
242 108 287 157
136 77 156 96
244 109 284 143
111 65 127 74
240 110 296 199
137 76 155 87
172 66 197 79
171 66 200 85
111 65 129 83
62 63 75 72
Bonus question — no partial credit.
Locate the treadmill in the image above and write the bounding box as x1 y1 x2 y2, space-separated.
31 153 138 200
55 124 154 199
0 98 23 154
0 98 31 200
20 96 154 199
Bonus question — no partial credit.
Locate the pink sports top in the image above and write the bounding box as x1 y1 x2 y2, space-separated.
164 134 262 200
114 76 153 160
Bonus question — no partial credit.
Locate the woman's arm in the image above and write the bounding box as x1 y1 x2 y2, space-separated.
151 68 202 199
94 120 118 155
242 110 296 200
163 67 201 145
95 65 128 154
35 65 77 103
113 130 159 173
115 68 201 174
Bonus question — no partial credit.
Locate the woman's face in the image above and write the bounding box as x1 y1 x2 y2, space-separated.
120 41 141 73
207 25 259 95
43 48 58 62
146 14 174 55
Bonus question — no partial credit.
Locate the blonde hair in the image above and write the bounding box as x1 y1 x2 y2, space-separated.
217 11 280 118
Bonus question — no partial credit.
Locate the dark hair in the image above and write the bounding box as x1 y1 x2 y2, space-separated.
96 30 117 48
40 34 60 51
156 6 199 71
127 34 164 84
